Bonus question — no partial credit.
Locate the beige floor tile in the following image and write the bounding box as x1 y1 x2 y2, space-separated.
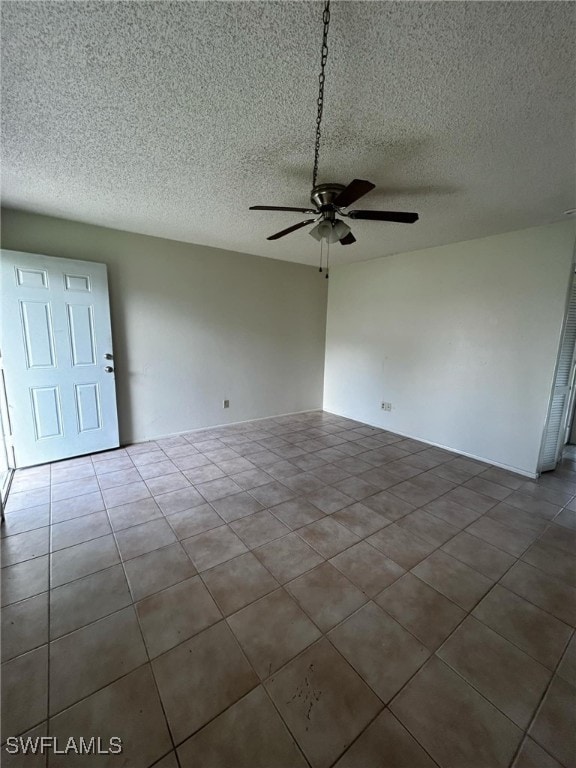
330 541 404 597
265 638 383 768
107 497 163 532
97 467 142 490
248 481 296 507
1 645 48 738
51 491 105 524
50 477 100 503
287 562 366 632
297 517 359 558
230 510 289 549
367 523 436 569
6 487 50 514
334 709 438 768
442 485 497 513
390 657 522 768
51 512 111 552
472 585 572 669
329 601 429 702
504 491 561 520
397 509 459 547
464 475 513 501
0 505 50 538
50 534 119 588
441 530 516 580
438 616 551 728
362 490 416 521
202 552 278 615
512 737 563 768
177 686 308 768
1 527 50 568
332 476 380 501
49 564 131 639
48 665 172 768
165 503 224 540
92 455 134 475
1 555 49 606
375 573 465 650
124 542 196 600
1 592 48 662
49 607 147 715
465 516 537 557
229 468 273 490
501 560 576 626
145 471 191 496
486 502 549 537
528 675 576 767
332 502 390 538
182 525 247 571
101 481 152 509
557 633 576 687
183 463 225 484
116 517 177 561
216 457 256 475
306 486 355 514
387 474 455 507
210 491 265 523
195 476 243 502
228 588 321 679
152 620 258 743
268 497 325 529
423 495 483 528
137 459 179 479
411 549 492 610
155 486 206 515
539 523 576 556
253 532 324 583
136 576 221 657
281 472 327 495
151 752 179 768
521 540 576 587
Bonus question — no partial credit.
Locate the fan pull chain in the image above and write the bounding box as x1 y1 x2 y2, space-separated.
319 239 323 273
326 240 330 279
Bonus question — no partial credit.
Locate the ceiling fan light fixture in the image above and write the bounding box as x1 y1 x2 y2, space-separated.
309 220 332 241
332 219 351 241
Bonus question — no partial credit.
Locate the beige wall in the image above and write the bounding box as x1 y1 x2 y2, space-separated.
324 221 575 476
1 208 327 444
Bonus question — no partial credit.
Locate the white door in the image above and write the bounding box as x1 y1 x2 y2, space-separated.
1 250 119 467
539 269 576 472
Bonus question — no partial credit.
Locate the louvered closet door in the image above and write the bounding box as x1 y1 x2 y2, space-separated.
539 272 576 472
1 250 119 468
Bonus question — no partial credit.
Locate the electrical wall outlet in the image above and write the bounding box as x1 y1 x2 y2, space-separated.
223 399 230 409
381 401 392 411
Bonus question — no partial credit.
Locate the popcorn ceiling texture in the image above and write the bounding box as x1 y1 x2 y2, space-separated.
1 1 574 265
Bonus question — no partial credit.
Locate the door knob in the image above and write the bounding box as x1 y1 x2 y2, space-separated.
104 366 114 373
104 353 113 360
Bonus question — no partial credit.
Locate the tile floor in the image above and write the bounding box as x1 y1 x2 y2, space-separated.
1 411 575 767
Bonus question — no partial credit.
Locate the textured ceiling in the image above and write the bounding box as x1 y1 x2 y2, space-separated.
2 1 575 265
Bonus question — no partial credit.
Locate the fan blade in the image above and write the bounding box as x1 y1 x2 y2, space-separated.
250 205 317 213
347 210 419 223
334 179 376 208
267 219 316 240
339 232 356 245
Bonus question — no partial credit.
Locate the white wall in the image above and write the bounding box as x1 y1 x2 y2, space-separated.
324 221 575 475
1 208 327 444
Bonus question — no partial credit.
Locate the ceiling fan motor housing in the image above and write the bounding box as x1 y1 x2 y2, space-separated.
310 183 346 213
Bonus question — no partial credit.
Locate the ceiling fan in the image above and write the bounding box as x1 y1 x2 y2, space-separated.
249 1 419 251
